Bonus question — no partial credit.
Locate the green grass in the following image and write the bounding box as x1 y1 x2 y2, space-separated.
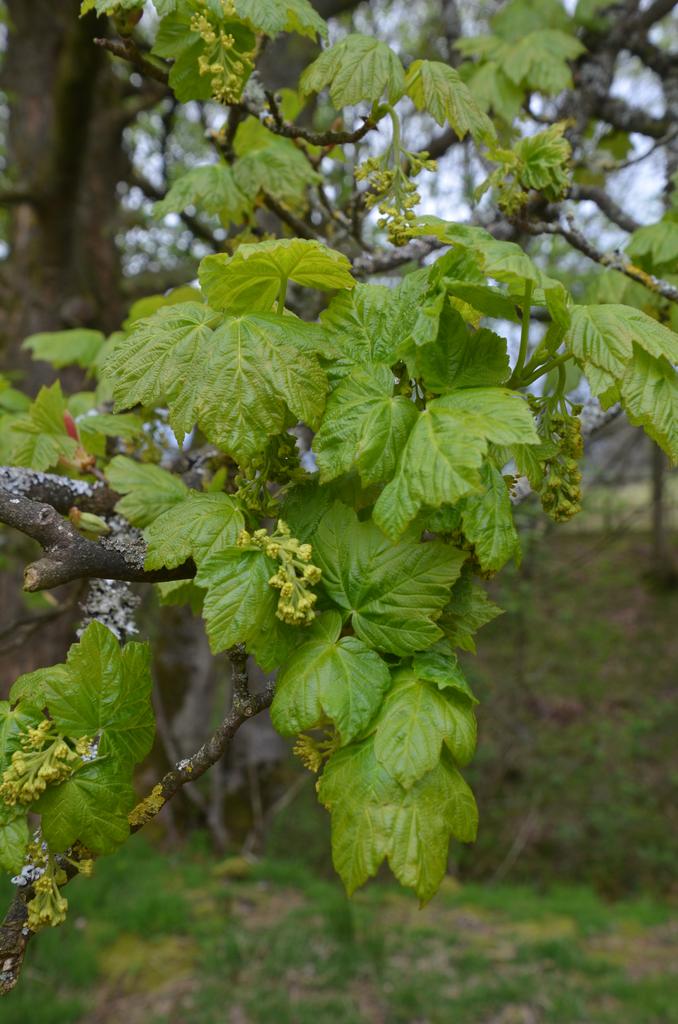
3 839 677 1024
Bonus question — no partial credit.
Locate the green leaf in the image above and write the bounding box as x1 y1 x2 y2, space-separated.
233 0 327 39
412 645 478 702
106 304 328 457
374 388 538 539
0 701 40 772
199 239 354 314
106 455 189 528
439 573 503 653
444 282 521 323
195 547 277 653
41 622 155 767
0 804 29 874
318 284 402 385
313 504 467 656
405 60 495 143
36 761 136 856
144 492 245 569
233 120 321 213
9 382 79 472
318 737 477 902
271 611 391 743
154 163 249 223
374 668 477 788
104 301 221 439
459 462 520 571
626 218 678 273
415 306 510 392
313 365 418 485
465 61 523 124
619 346 678 462
22 329 105 370
300 33 405 107
567 304 678 378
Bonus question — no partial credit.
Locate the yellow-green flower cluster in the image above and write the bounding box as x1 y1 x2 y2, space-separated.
541 411 584 523
293 733 338 773
22 842 69 931
237 520 322 626
0 721 89 806
356 151 436 246
190 8 254 105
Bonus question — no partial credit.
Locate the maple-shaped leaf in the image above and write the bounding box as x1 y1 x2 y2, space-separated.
106 456 189 528
300 33 405 107
313 364 418 485
22 329 105 370
9 381 79 472
195 547 277 653
405 59 495 142
234 0 327 39
271 611 390 743
144 492 245 570
374 388 538 539
199 239 354 314
154 163 249 224
459 461 521 572
313 504 466 656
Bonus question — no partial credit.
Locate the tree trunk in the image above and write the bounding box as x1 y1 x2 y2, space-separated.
0 0 130 684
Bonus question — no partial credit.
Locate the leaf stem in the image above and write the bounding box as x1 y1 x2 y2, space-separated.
277 276 288 316
521 349 573 387
508 281 534 386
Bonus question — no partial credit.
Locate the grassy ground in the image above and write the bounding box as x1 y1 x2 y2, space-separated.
3 838 677 1024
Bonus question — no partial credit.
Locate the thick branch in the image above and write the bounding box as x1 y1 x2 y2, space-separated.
0 488 193 591
0 467 117 515
567 185 641 233
94 36 169 85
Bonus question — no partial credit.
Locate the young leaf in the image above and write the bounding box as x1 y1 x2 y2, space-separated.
106 455 189 528
374 388 538 538
154 163 249 223
199 239 354 314
41 621 155 767
405 60 495 142
619 346 678 461
566 304 678 377
318 737 477 902
415 306 510 392
412 645 479 703
313 504 467 656
373 667 477 788
22 329 105 370
313 365 418 485
0 804 29 874
9 381 79 472
439 573 503 653
36 761 136 856
233 0 327 40
144 492 245 569
319 284 401 384
195 547 277 653
300 34 405 107
459 461 521 571
271 611 391 743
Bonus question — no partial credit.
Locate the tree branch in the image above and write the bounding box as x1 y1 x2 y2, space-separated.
94 36 169 85
567 185 641 233
0 649 273 995
0 487 194 591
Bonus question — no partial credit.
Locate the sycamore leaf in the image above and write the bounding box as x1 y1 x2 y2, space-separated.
271 611 390 743
195 547 277 653
439 573 503 653
405 60 495 142
0 804 29 873
459 462 520 571
0 701 40 772
415 306 510 392
313 504 466 656
626 218 678 273
234 0 327 39
144 492 245 569
566 304 678 377
374 388 538 539
105 304 328 457
154 163 249 223
300 33 405 107
9 382 79 472
619 346 678 462
232 119 321 212
319 284 402 385
22 329 105 370
39 622 155 767
318 737 477 902
199 239 354 314
313 365 418 485
465 61 524 124
374 667 477 788
36 761 136 856
107 455 189 528
412 645 478 703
